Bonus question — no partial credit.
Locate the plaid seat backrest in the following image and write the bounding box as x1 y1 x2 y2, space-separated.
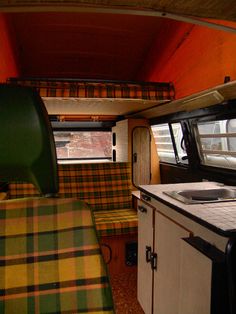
58 162 132 211
8 182 40 199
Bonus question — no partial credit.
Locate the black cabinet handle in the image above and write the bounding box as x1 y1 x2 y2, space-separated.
146 246 152 263
142 194 151 202
138 205 147 213
151 253 158 270
133 153 137 163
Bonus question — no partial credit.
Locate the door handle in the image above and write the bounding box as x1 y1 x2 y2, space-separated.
141 194 151 202
151 252 158 270
133 152 137 163
146 246 152 263
138 205 147 213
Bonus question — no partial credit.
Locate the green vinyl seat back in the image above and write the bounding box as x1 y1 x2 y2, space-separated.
0 84 58 196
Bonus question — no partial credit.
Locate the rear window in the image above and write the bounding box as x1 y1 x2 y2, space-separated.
53 131 112 161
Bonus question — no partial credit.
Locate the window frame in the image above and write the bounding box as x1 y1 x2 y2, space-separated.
51 121 113 162
151 122 189 166
150 101 236 184
192 116 236 170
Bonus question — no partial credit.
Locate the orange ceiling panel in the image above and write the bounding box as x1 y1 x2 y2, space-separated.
6 12 176 80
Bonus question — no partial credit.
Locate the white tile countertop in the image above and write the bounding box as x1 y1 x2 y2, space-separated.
139 182 236 237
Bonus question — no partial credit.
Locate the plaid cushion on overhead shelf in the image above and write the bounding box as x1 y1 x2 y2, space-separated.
7 78 175 101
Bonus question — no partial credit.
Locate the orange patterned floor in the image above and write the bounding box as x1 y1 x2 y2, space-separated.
110 271 145 314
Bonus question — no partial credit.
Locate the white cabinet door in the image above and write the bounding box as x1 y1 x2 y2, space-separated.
138 200 154 314
153 212 191 314
178 239 212 314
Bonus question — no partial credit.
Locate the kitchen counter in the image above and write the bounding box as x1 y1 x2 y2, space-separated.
139 181 236 237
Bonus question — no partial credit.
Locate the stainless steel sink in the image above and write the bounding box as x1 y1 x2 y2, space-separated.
163 188 236 204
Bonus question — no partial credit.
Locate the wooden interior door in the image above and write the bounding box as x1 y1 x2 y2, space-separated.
132 127 151 187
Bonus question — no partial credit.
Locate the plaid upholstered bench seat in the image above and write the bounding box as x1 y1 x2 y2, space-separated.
57 162 138 237
93 208 138 237
6 162 138 237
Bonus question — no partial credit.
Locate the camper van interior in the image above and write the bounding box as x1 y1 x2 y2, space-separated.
1 1 236 313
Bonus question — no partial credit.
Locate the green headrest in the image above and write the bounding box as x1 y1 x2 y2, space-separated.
0 84 58 196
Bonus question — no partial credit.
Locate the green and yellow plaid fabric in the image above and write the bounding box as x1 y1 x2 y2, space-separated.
8 163 133 212
58 163 133 211
7 182 39 199
0 198 114 314
8 78 175 101
93 209 138 237
7 162 137 236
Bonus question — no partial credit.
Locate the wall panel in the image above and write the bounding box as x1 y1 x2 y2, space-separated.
141 21 236 99
0 13 18 82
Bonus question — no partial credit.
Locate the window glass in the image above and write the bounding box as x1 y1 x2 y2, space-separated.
151 123 175 163
197 121 223 152
195 119 236 169
53 131 112 161
151 123 188 164
227 119 236 151
171 123 188 165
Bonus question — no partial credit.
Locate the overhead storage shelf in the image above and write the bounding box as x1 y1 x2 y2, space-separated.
7 78 236 119
6 78 175 117
130 80 236 118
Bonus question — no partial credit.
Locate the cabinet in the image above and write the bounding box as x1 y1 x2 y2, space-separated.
179 239 212 314
138 198 191 314
137 200 153 314
138 193 229 314
153 212 191 314
179 237 228 314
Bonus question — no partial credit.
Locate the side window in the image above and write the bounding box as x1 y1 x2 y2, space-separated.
171 123 188 165
227 119 236 151
195 119 236 169
151 123 188 165
196 121 223 151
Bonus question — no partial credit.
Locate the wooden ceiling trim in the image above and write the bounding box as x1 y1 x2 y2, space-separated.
58 114 117 121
